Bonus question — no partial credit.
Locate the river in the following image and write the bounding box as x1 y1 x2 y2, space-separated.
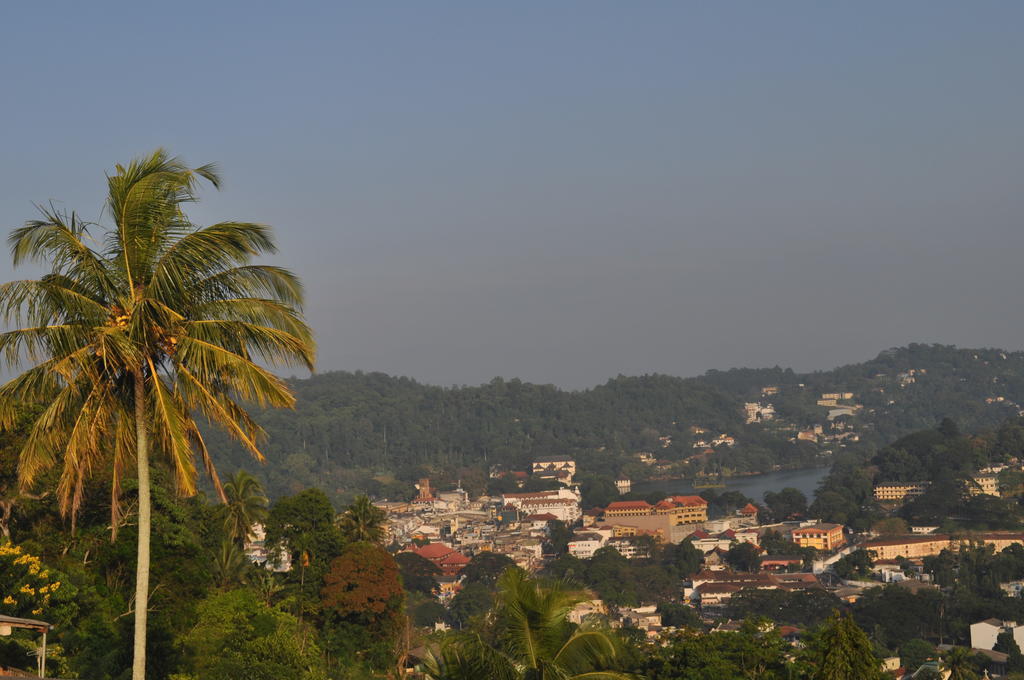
633 466 830 502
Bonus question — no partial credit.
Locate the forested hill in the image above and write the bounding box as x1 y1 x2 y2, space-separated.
207 344 1024 502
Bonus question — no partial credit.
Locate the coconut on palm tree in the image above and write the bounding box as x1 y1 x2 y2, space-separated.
0 150 314 679
338 493 386 543
423 568 633 680
223 469 269 545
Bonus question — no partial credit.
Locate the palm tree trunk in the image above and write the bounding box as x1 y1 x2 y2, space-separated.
132 369 150 680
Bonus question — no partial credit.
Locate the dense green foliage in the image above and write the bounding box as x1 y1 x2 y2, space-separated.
202 344 1024 504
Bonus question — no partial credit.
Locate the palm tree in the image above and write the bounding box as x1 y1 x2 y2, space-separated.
337 494 386 543
213 538 249 589
223 469 269 545
0 150 314 679
422 569 633 680
943 646 979 680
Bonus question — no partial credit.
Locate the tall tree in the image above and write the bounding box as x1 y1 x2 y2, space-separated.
222 469 269 545
424 568 632 680
337 494 386 544
943 646 980 680
804 611 882 680
0 150 314 679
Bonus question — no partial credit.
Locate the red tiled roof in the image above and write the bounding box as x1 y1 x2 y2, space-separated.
669 495 708 506
606 501 653 511
740 503 759 515
413 542 455 559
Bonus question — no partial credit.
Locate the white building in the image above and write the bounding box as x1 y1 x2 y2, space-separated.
568 531 609 559
970 619 1024 651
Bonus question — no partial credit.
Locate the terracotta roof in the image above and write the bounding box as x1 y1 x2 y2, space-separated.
668 495 708 506
740 503 759 515
606 501 653 511
413 542 455 559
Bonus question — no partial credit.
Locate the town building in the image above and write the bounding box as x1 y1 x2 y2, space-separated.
744 402 776 424
604 501 654 518
971 619 1024 652
408 542 471 577
862 532 1024 560
971 475 999 497
790 523 846 552
873 482 929 503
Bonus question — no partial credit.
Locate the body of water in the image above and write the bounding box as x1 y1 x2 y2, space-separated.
633 466 830 503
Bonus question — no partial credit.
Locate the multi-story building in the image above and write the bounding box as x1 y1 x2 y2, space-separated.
532 456 576 484
971 475 999 497
744 402 776 424
655 496 710 525
567 532 608 559
790 523 846 552
863 532 1024 560
873 482 929 503
971 619 1024 652
605 501 654 518
502 488 582 523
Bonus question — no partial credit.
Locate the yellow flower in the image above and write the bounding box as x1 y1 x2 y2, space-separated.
2 596 15 605
31 608 41 615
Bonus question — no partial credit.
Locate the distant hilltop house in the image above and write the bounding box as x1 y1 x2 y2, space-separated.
744 402 776 424
615 478 631 495
761 386 779 396
635 451 656 465
821 392 854 401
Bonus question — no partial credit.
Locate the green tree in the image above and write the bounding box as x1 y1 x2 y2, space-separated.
222 470 269 545
461 552 516 587
212 538 249 590
181 589 325 680
424 569 632 680
833 549 873 580
337 494 386 544
763 487 808 521
644 621 794 680
995 630 1024 673
396 552 441 596
898 639 935 674
725 542 761 572
0 150 314 679
943 646 979 680
804 611 882 680
320 542 405 671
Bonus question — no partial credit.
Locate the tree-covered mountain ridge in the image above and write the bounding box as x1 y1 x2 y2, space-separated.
207 343 1024 502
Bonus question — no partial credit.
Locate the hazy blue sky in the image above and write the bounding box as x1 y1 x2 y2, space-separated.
2 2 1022 388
